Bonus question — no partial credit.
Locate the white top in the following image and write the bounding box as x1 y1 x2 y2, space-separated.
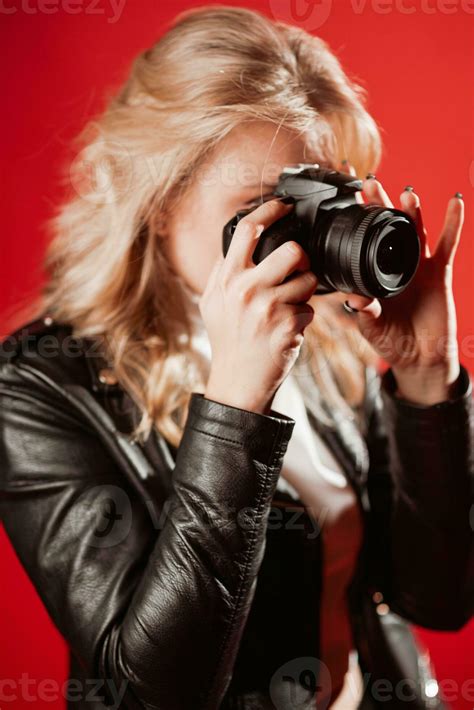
178 277 364 708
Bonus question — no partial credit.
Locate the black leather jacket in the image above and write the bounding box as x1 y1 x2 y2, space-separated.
0 315 472 710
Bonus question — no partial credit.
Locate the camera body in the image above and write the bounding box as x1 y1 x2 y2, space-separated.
222 164 421 299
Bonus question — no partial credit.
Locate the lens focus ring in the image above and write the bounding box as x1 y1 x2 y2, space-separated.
350 206 383 296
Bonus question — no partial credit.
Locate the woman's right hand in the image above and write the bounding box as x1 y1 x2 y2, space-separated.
200 198 318 415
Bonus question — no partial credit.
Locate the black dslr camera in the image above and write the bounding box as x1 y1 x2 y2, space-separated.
222 164 421 299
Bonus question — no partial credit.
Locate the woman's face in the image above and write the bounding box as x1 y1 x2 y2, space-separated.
160 121 319 296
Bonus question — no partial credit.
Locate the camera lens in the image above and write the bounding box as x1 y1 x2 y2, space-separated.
369 216 420 294
376 231 403 275
314 204 420 298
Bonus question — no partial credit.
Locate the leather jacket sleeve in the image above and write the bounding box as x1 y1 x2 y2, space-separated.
0 362 295 710
363 361 473 631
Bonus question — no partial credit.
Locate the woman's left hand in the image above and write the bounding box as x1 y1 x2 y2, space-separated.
341 162 464 404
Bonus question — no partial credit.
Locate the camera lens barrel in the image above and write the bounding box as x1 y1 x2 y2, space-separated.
314 204 420 298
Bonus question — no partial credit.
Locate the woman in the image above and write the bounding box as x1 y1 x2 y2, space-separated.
0 6 472 710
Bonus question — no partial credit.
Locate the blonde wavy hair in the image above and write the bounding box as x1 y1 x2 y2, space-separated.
27 4 382 447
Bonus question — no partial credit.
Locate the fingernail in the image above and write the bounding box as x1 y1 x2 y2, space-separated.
454 192 463 199
365 173 376 180
404 185 414 192
286 241 300 254
343 300 359 314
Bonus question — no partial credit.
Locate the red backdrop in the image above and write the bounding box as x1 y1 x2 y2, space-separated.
0 1 473 708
